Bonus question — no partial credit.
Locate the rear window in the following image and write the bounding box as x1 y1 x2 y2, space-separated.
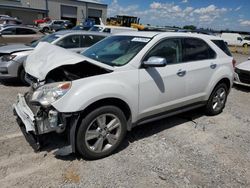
212 40 232 57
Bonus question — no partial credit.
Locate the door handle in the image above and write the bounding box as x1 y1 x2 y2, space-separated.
210 63 217 69
177 69 186 77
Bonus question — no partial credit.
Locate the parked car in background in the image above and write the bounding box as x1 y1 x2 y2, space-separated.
89 25 138 34
34 17 50 26
39 20 74 33
234 57 250 87
244 36 250 41
0 15 10 19
0 25 43 44
0 30 109 83
72 25 91 31
0 17 22 26
14 32 234 160
221 33 250 47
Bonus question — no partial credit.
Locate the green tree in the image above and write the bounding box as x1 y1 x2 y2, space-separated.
183 25 197 30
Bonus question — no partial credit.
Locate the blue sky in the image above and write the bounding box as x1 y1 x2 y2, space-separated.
98 0 250 31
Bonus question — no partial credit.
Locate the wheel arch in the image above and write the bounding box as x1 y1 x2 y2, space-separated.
69 97 132 153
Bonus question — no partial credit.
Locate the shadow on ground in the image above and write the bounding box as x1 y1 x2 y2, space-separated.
33 108 204 161
0 78 28 87
233 84 250 93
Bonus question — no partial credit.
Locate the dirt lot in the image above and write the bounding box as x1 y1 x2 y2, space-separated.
0 53 249 188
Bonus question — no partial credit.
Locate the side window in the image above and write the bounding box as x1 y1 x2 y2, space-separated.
53 21 63 25
182 38 216 62
56 35 80 48
16 28 36 35
1 28 16 35
80 35 105 47
103 28 111 33
145 38 181 64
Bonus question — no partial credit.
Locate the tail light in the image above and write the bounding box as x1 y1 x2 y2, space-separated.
232 59 236 69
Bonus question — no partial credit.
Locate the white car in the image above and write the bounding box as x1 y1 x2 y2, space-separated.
234 57 250 87
13 32 234 159
0 30 109 84
89 24 138 34
221 33 250 47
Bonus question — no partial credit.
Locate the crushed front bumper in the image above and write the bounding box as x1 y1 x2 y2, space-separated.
13 94 36 133
13 94 41 150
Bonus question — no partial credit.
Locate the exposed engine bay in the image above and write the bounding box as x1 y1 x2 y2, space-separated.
45 61 112 83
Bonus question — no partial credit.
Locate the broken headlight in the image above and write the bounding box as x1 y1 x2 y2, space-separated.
31 82 71 107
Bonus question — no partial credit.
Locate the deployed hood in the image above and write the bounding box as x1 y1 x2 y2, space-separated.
25 42 114 81
0 44 33 54
236 60 250 71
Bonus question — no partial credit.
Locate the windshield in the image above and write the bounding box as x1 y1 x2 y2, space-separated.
89 26 103 32
29 34 60 47
81 35 151 66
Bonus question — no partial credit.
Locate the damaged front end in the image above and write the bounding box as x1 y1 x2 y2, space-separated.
13 85 71 151
13 42 113 153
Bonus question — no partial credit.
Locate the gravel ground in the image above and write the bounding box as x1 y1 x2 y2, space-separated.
0 53 249 188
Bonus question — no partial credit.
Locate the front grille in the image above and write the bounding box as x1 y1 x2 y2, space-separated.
235 68 250 84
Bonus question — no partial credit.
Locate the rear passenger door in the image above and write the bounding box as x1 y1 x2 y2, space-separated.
15 28 38 43
181 37 217 102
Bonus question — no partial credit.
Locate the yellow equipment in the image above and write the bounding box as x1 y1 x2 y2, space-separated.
107 15 145 30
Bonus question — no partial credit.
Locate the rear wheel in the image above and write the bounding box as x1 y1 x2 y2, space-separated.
76 106 127 160
205 83 229 116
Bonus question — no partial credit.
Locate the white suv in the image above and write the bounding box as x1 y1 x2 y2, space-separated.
14 32 234 159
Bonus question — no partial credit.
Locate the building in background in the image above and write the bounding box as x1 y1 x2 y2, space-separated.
0 0 107 25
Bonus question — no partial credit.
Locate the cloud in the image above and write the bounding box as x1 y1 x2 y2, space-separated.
239 20 250 27
181 0 188 3
107 1 228 28
235 6 242 11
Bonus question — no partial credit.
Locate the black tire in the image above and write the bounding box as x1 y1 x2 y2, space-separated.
19 68 28 85
243 43 248 48
205 83 229 116
76 106 127 160
43 27 49 33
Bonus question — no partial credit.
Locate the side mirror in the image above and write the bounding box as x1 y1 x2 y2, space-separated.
143 56 167 68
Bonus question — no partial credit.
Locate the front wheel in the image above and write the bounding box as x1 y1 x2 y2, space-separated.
76 106 127 160
19 68 28 85
205 83 229 116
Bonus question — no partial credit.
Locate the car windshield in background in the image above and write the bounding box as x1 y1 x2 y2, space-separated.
89 26 103 32
29 34 60 47
81 36 151 66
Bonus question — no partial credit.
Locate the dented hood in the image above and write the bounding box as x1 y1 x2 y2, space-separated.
25 42 114 81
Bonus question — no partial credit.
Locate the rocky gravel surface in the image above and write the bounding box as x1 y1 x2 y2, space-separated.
0 54 249 188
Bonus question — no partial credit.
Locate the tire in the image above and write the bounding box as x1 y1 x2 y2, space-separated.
76 106 127 160
19 68 28 85
205 83 229 116
43 27 49 33
243 43 248 48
